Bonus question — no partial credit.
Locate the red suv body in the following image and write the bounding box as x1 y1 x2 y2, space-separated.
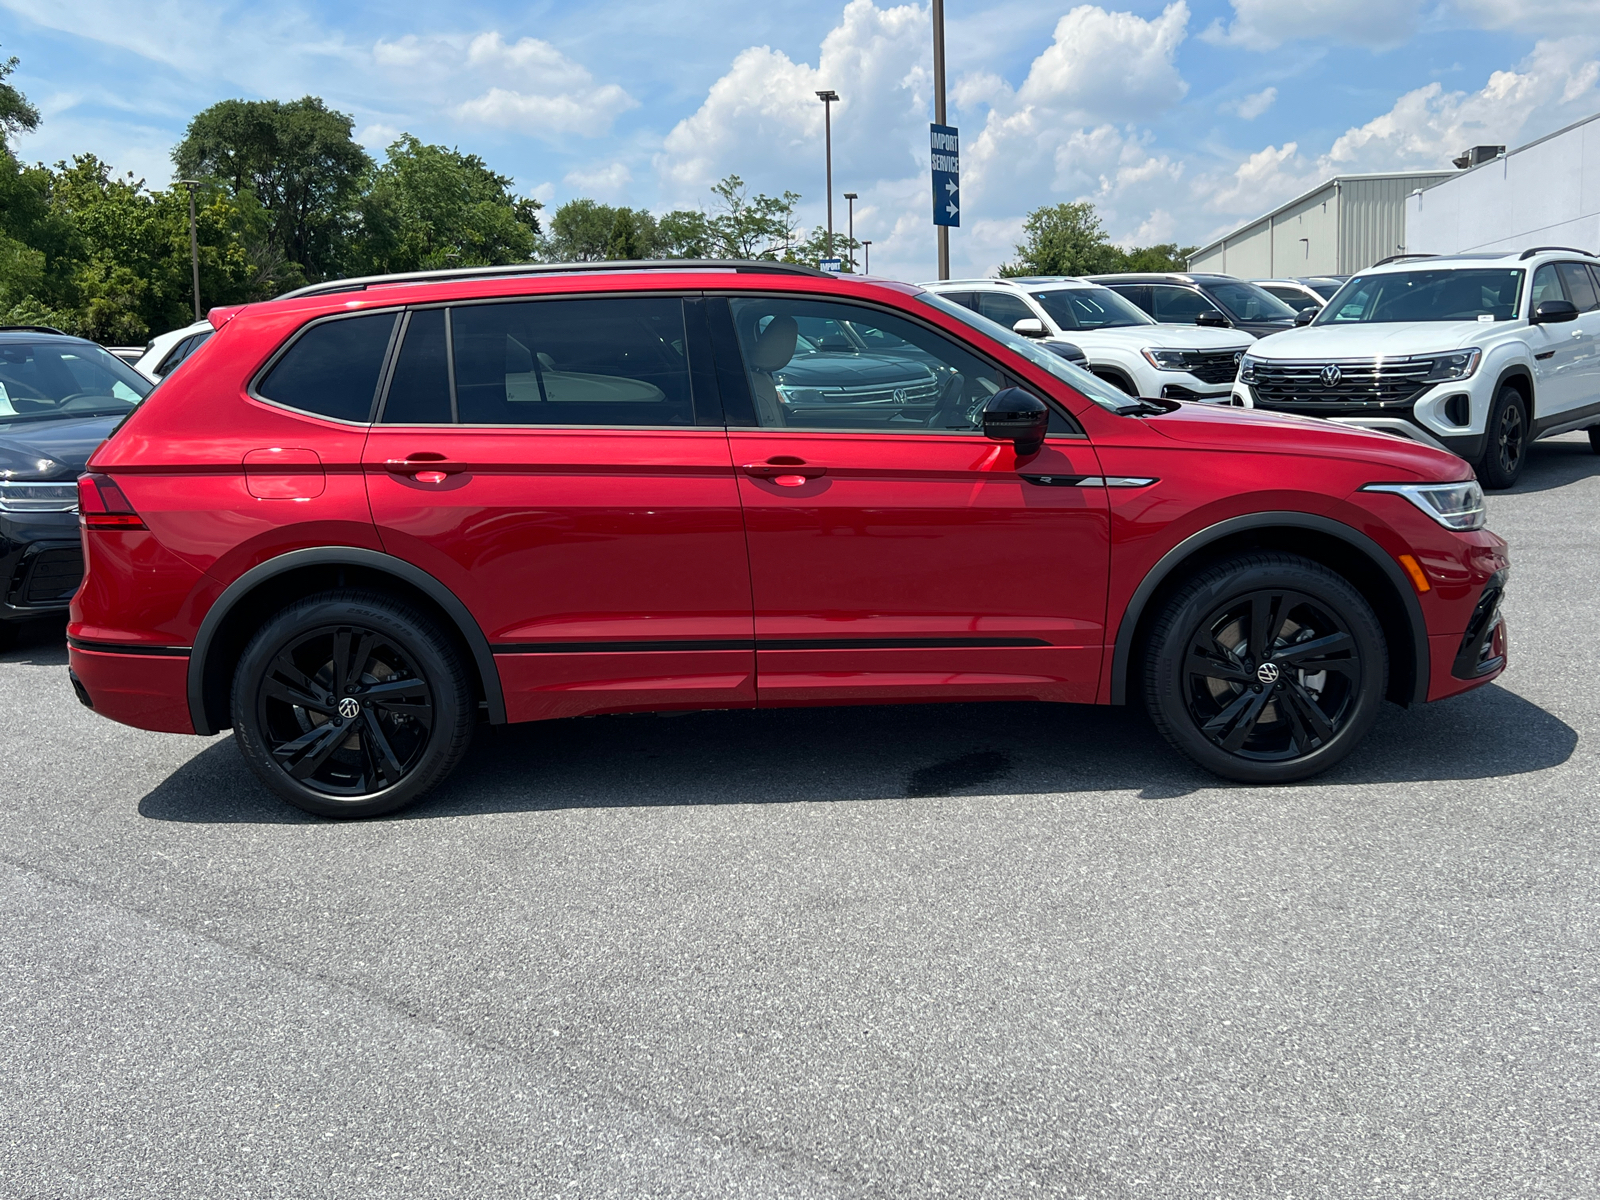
68 263 1509 817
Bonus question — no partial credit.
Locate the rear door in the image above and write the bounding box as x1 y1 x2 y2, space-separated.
363 294 755 723
713 293 1111 707
1554 262 1600 417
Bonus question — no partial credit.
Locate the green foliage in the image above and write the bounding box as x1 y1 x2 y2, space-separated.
0 49 39 146
1001 201 1197 277
706 175 800 260
173 97 372 282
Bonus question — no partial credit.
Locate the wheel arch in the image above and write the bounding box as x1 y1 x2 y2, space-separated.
1493 362 1534 413
1110 512 1428 709
1089 363 1140 395
187 547 506 736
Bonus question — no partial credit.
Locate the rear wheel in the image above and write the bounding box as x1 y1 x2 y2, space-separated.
231 590 474 818
1477 384 1528 488
1143 553 1387 784
1588 425 1600 454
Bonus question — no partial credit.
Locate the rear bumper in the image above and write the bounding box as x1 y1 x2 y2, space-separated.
67 642 195 734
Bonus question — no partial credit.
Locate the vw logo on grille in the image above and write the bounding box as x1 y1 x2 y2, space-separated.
892 388 908 405
1256 662 1281 685
338 697 361 719
1233 351 1243 365
1319 364 1342 387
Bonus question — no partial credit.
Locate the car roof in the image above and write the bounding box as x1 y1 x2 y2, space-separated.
0 326 95 345
1361 248 1600 274
922 277 1096 290
1083 273 1237 284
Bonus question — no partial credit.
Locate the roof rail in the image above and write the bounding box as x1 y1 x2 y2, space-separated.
0 324 68 335
1371 253 1436 267
1518 245 1596 260
277 259 831 301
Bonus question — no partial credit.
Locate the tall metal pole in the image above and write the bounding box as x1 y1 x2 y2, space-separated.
931 0 950 280
181 180 202 320
862 240 872 274
844 192 857 271
816 90 839 259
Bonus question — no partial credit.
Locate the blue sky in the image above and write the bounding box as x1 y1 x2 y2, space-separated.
4 0 1598 280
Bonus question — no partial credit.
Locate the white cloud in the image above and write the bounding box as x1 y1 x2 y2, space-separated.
1201 0 1422 51
1451 0 1600 29
562 161 634 198
1227 87 1278 120
1013 3 1190 122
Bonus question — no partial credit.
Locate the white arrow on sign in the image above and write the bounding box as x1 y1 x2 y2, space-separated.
945 201 959 218
945 179 958 195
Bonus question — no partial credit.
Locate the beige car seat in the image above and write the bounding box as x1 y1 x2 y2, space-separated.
747 315 798 426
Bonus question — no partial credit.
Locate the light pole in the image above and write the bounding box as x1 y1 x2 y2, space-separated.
862 239 872 274
931 0 949 280
843 192 857 271
816 90 839 258
179 179 202 320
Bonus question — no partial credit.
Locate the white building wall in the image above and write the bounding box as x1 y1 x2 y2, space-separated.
1269 187 1340 275
1406 113 1600 254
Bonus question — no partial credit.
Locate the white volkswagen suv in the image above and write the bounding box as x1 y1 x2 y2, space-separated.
922 277 1254 402
1230 249 1600 487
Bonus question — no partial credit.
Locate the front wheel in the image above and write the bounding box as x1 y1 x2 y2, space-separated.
231 590 475 818
1588 425 1600 455
1142 553 1388 784
1477 384 1528 488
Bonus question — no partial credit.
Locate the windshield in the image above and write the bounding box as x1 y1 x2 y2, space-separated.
1029 286 1154 330
0 340 153 422
1205 280 1298 322
1317 269 1525 324
1310 280 1343 300
917 292 1141 414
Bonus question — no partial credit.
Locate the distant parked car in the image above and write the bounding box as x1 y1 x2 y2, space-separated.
132 318 212 383
1086 272 1299 339
1253 277 1347 314
923 276 1252 401
106 346 144 365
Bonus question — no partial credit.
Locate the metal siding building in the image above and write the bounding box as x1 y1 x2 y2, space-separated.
1404 112 1600 255
1188 172 1455 277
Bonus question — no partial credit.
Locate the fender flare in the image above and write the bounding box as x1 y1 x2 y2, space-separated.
1108 511 1430 707
187 546 506 735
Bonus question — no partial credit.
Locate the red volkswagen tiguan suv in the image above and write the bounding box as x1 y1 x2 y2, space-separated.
68 262 1509 817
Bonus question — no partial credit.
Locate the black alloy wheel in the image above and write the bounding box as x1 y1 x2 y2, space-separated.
1478 384 1528 489
232 590 474 818
1144 553 1387 783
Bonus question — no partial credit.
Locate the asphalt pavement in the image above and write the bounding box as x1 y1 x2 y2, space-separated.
2 432 1596 1199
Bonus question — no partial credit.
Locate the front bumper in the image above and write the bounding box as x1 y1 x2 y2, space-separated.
1451 569 1508 680
1232 380 1488 460
0 512 84 620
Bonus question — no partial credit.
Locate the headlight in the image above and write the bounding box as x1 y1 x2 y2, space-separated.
0 481 79 513
1140 348 1198 372
1362 481 1485 531
1239 355 1258 384
1419 348 1481 382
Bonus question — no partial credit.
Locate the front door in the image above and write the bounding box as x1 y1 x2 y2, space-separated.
714 294 1111 706
363 295 755 723
1528 264 1588 418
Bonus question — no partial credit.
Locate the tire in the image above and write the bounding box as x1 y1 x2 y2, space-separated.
1476 383 1528 488
0 622 17 652
1142 553 1388 784
1588 425 1600 455
231 589 474 818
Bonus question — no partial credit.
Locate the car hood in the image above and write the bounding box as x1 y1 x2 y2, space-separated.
775 352 935 386
1246 321 1497 359
1143 400 1472 481
1072 325 1253 353
0 413 124 480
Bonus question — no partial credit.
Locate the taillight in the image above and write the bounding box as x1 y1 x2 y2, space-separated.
78 473 147 530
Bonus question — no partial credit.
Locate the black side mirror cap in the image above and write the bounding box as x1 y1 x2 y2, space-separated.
1294 308 1316 326
982 387 1051 457
1195 309 1229 328
1531 299 1579 325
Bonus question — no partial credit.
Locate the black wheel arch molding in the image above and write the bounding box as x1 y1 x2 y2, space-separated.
1108 511 1431 709
187 546 507 736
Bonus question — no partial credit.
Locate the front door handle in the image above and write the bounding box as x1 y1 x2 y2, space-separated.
384 456 466 479
741 462 827 481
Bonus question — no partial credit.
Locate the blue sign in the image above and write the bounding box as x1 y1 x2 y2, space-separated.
930 123 959 227
818 257 843 273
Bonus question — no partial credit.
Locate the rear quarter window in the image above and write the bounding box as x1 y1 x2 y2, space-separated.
256 312 398 422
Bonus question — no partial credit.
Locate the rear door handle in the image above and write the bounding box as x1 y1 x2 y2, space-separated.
740 462 827 479
384 456 465 475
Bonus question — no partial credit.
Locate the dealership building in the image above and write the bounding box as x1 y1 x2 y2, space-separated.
1404 111 1600 255
1187 171 1456 278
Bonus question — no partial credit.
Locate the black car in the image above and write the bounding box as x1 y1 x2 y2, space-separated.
0 327 153 646
1085 273 1299 339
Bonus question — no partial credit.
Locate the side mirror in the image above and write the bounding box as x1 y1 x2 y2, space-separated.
982 387 1051 457
1294 308 1316 326
1195 309 1229 328
1011 317 1048 339
1531 299 1579 325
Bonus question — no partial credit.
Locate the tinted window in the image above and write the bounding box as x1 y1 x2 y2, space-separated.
1555 263 1599 312
1204 280 1297 321
941 291 979 311
1150 285 1211 323
258 313 397 422
0 340 151 422
156 330 212 376
729 296 1008 432
975 292 1037 331
1529 265 1565 308
1263 285 1318 313
382 309 452 424
1030 287 1152 330
451 297 693 427
1317 269 1525 324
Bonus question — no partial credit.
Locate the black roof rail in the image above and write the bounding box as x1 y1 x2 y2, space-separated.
0 324 69 335
1518 245 1596 260
1371 253 1437 267
277 259 832 301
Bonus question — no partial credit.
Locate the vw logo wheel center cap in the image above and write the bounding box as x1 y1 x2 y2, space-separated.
1256 662 1281 685
338 696 361 719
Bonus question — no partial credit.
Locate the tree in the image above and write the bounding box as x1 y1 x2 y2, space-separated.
173 97 371 281
1120 242 1198 272
1000 202 1127 277
655 209 710 258
0 48 39 146
346 135 539 275
706 175 800 260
